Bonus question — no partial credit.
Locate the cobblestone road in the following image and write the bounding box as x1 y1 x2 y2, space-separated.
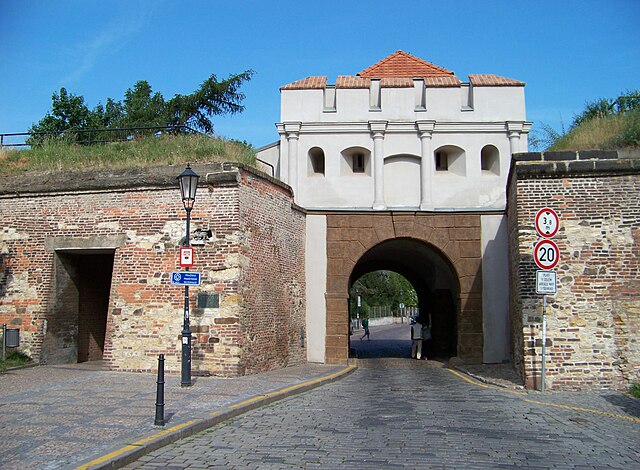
124 358 640 469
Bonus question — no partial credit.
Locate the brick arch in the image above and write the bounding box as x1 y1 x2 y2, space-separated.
324 212 483 364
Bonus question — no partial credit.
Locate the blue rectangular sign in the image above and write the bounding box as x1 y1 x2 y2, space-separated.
170 271 201 286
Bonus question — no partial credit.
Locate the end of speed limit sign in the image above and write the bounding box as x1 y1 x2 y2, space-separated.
534 239 560 270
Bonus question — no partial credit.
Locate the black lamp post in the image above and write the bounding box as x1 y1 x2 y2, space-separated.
177 163 199 387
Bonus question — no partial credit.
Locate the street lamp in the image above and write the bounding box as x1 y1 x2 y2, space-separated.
177 163 200 387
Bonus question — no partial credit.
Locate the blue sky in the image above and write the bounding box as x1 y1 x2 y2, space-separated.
1 0 638 149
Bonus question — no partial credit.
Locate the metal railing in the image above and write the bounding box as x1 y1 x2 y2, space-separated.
0 125 201 148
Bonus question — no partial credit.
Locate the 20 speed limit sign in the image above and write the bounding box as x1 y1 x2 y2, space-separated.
534 239 560 270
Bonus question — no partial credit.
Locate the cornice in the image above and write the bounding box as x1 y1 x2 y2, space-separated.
277 121 525 135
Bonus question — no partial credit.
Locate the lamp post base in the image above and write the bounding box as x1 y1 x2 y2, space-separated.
181 331 192 387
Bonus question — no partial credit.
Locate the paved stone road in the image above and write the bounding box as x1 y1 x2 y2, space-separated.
122 327 640 469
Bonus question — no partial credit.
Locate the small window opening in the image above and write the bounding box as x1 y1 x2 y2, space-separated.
353 153 365 173
308 147 325 176
435 151 448 171
481 145 500 175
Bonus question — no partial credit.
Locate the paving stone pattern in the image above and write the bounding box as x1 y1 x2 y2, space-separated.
0 361 345 469
123 363 640 469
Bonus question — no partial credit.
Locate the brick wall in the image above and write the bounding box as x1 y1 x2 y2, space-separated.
0 164 304 378
238 171 306 375
508 150 640 390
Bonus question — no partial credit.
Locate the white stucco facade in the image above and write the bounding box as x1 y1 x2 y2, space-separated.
257 51 531 364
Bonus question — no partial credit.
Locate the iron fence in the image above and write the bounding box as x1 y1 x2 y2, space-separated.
0 125 201 148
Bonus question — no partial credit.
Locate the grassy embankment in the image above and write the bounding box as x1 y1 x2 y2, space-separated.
0 133 257 175
546 110 640 151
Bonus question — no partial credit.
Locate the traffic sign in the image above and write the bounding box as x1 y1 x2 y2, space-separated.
170 271 201 286
534 239 560 270
180 247 194 267
536 270 557 294
535 207 559 238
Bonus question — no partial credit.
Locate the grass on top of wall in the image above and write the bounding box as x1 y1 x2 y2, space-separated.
0 134 257 175
548 110 640 151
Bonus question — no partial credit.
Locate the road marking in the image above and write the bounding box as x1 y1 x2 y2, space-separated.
228 365 357 410
447 368 640 424
75 365 357 469
75 445 139 469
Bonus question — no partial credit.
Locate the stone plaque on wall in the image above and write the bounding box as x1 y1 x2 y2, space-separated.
196 293 219 309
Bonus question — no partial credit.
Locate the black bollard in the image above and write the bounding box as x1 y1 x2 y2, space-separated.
154 354 165 426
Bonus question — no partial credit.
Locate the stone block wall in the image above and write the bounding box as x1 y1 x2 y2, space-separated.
323 212 484 364
508 150 640 390
0 163 305 377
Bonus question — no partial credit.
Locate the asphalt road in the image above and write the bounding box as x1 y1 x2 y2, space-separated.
123 324 640 469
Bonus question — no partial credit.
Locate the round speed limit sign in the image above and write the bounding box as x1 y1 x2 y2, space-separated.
534 239 560 270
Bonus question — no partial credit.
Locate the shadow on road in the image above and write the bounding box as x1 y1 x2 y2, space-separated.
350 323 413 359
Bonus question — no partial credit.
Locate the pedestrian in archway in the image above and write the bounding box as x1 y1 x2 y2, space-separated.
411 314 423 359
421 313 432 360
360 317 370 340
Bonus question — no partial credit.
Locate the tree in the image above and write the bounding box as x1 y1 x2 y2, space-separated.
166 70 254 134
28 70 255 144
351 270 417 314
28 88 91 143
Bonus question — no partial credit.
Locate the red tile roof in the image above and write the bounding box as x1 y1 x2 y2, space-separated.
336 76 370 89
424 76 462 87
469 74 525 87
280 76 327 90
280 53 524 90
358 50 454 78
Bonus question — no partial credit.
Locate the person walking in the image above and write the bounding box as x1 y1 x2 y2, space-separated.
421 314 432 360
411 315 423 359
360 317 370 340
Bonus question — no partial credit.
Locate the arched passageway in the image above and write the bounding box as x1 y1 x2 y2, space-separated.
349 239 459 359
323 212 483 365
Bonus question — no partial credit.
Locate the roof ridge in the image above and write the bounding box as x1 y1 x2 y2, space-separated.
358 50 454 78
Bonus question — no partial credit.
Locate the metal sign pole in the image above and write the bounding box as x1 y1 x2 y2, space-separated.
541 294 547 392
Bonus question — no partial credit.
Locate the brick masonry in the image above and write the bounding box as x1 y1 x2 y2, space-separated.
0 163 305 377
508 150 640 390
323 212 483 364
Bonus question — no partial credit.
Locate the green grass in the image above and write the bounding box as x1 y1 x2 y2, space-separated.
0 350 32 372
631 383 640 399
0 134 257 175
548 110 640 151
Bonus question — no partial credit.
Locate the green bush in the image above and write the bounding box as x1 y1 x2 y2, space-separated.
631 383 640 399
0 350 33 372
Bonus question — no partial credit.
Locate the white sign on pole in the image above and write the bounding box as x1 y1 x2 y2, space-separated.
536 270 557 294
180 247 194 267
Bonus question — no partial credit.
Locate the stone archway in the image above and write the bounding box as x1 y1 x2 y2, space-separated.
324 212 483 364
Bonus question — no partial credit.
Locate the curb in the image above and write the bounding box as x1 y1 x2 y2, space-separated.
451 365 525 391
76 365 357 470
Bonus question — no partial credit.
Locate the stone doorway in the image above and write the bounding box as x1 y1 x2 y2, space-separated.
42 250 114 364
324 212 483 365
348 239 460 361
